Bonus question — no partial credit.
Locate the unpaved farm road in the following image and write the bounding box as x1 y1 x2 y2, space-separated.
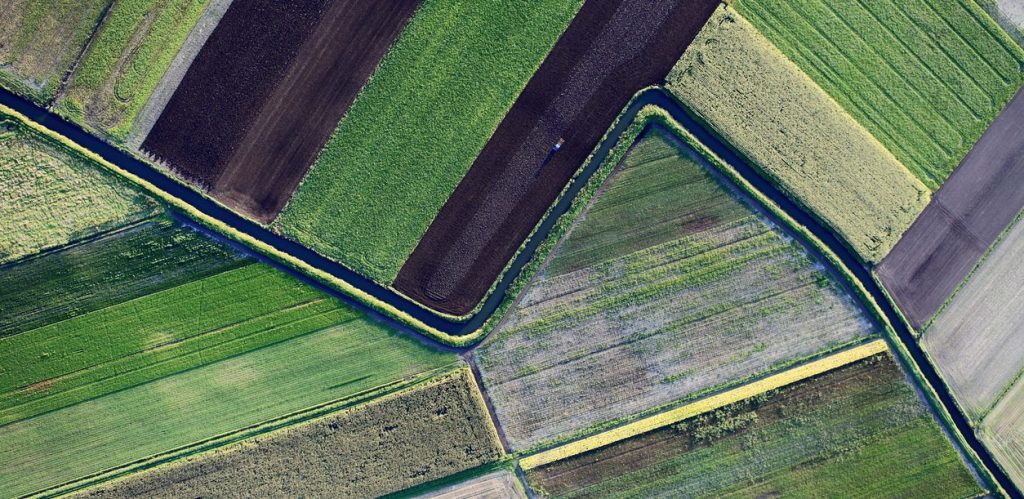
0 86 1015 496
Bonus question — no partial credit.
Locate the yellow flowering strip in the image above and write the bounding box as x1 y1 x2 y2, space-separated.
519 339 888 470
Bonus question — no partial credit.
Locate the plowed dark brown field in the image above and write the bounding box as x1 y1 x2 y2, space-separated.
394 0 720 315
878 87 1024 328
141 0 419 222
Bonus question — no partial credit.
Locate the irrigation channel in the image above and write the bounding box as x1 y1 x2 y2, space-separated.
0 86 1015 496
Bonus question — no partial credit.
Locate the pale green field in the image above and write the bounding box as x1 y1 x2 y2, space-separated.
0 118 154 264
668 6 929 263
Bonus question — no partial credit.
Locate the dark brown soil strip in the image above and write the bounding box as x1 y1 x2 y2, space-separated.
141 0 329 187
141 0 419 221
877 87 1024 329
394 0 721 315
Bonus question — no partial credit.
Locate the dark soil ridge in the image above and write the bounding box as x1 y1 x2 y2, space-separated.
877 86 1024 329
394 0 721 315
141 0 419 222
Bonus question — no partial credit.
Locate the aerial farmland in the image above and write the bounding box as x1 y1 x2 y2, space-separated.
1 0 1022 496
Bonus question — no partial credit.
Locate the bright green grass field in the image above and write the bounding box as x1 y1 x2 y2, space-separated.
0 317 455 497
0 263 359 425
734 0 1024 189
0 217 249 337
0 117 154 264
55 0 210 141
277 0 583 283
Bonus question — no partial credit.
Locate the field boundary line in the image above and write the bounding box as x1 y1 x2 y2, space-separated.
519 339 887 470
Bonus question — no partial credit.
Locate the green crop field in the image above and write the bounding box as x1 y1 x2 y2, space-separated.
0 263 374 424
0 116 154 264
474 129 875 449
526 355 981 498
81 370 501 498
0 313 455 496
0 0 109 103
276 0 583 283
0 217 249 336
734 0 1024 189
668 6 930 263
54 0 210 141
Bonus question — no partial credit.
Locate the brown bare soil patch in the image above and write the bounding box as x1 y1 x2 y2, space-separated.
393 0 720 315
878 87 1024 328
142 0 418 221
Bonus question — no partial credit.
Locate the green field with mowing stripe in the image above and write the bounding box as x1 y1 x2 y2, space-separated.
734 0 1024 188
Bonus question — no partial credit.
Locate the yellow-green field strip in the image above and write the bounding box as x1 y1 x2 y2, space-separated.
519 339 888 470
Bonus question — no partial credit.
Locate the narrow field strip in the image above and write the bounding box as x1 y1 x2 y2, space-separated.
520 339 888 470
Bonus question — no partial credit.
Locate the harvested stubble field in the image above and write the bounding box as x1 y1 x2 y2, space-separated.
923 215 1024 418
474 130 875 449
393 0 720 315
144 0 421 221
668 6 929 264
0 116 154 264
0 216 249 336
54 0 211 141
276 0 584 282
981 372 1024 488
734 0 1024 189
77 370 500 498
877 87 1024 328
0 263 368 424
526 355 981 498
0 0 108 103
419 471 526 499
0 311 454 496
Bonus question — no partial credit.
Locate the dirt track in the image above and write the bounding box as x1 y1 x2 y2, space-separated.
394 0 720 315
142 0 419 222
877 87 1024 328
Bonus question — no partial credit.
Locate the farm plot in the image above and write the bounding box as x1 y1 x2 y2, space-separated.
877 87 1024 328
0 314 455 497
393 0 721 315
0 0 109 103
0 115 154 264
473 130 876 449
982 376 1024 488
0 216 249 336
418 471 526 499
734 0 1024 189
144 0 422 221
75 370 499 498
668 6 929 264
276 0 584 282
526 355 981 497
54 0 211 141
923 215 1024 417
0 263 368 424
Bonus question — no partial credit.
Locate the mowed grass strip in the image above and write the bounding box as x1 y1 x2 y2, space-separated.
475 130 875 449
0 217 249 337
0 116 154 264
526 355 981 498
0 0 109 103
668 6 929 263
0 316 455 497
276 0 583 283
735 0 1024 189
0 264 352 424
78 369 501 498
54 0 210 141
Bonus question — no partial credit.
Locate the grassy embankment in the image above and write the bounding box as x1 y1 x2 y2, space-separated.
0 0 109 103
667 6 929 263
75 370 500 498
0 115 154 264
526 353 981 498
54 0 210 141
734 0 1024 189
475 129 876 449
276 0 583 283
